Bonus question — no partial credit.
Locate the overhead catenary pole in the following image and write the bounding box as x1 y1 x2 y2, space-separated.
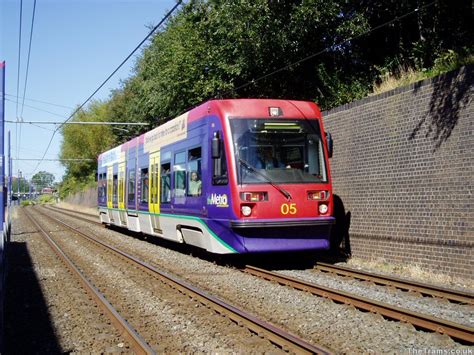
17 171 21 201
8 131 11 208
0 60 4 353
0 62 5 227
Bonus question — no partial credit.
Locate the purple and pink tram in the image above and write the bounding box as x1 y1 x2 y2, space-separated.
98 99 335 254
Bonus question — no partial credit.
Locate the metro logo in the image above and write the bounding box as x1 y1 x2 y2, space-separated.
207 193 229 207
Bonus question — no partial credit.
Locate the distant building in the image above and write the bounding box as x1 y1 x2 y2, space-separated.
41 187 54 194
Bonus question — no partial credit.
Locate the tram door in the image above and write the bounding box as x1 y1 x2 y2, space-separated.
118 163 126 209
107 166 113 209
118 162 127 225
149 152 161 232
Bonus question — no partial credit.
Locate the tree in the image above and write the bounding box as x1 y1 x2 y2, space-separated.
59 0 472 191
12 177 29 194
59 100 116 181
31 171 55 191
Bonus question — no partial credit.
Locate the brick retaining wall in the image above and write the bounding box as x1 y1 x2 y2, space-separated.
322 66 473 278
63 186 97 209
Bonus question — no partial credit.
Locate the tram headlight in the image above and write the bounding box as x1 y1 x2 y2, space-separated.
241 205 252 217
319 203 328 214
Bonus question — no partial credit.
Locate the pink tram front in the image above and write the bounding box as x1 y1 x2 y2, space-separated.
97 99 335 254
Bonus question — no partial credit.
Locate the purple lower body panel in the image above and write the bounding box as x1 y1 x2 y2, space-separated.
206 217 334 253
241 236 330 253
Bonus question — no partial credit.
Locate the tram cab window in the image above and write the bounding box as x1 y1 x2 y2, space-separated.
230 119 328 184
140 168 149 203
160 163 171 203
174 152 186 198
128 169 136 203
187 147 202 196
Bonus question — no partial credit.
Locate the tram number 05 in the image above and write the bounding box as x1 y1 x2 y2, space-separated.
280 203 297 215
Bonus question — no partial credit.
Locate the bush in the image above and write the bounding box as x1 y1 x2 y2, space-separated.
38 194 56 204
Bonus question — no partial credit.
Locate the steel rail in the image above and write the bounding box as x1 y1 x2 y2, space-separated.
48 205 474 306
23 207 155 354
45 205 103 226
47 205 98 220
315 262 474 305
243 266 474 345
36 207 331 354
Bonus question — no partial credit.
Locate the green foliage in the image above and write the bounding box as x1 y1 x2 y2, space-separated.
374 49 474 94
431 49 473 76
59 0 472 190
12 177 29 194
31 171 55 191
60 100 115 180
58 174 96 199
113 0 372 116
59 100 115 197
20 200 33 206
38 194 56 204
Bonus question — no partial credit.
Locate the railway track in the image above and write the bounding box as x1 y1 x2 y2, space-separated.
314 262 474 305
23 207 154 354
242 266 474 345
46 205 101 225
36 206 331 354
48 205 474 302
45 204 474 345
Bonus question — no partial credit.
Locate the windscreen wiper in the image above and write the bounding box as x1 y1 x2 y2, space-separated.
239 158 292 201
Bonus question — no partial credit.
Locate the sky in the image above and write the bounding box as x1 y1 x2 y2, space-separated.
1 0 179 184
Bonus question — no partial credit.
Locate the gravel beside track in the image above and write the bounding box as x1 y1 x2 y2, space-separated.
31 207 285 353
277 269 474 327
43 206 474 353
4 207 130 353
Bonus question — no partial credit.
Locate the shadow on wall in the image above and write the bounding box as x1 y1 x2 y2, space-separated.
330 194 351 257
409 66 472 151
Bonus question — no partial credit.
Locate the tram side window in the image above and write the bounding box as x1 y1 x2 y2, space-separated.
102 174 107 198
188 147 202 196
140 168 149 204
112 174 118 204
174 151 186 198
98 174 106 198
160 163 171 203
128 169 136 202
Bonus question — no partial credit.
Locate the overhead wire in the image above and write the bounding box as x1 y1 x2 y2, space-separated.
166 1 436 121
18 0 38 179
16 0 24 167
6 93 74 109
5 98 73 118
20 0 38 118
15 0 23 120
30 1 434 175
30 0 183 176
225 1 436 95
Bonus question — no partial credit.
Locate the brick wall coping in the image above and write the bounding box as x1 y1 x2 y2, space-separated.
322 65 472 116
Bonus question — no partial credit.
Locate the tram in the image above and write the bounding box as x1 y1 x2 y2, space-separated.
98 99 334 253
